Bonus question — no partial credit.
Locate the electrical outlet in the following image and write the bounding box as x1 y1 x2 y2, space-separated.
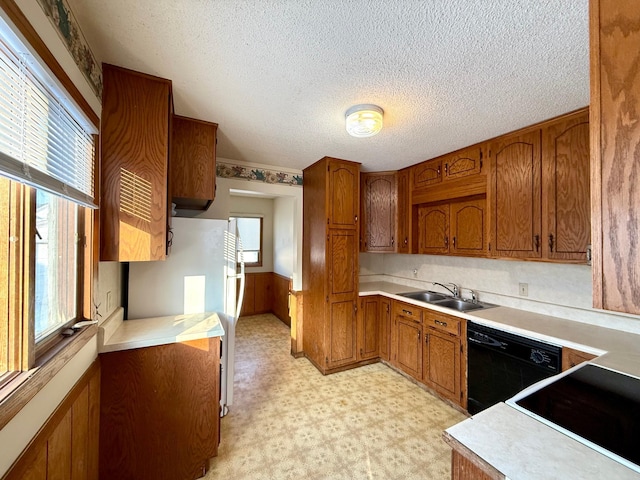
107 291 112 311
518 283 528 297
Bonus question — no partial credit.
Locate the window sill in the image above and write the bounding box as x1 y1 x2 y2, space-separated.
0 324 97 431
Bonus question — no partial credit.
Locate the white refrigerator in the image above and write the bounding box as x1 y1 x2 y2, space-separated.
127 217 244 416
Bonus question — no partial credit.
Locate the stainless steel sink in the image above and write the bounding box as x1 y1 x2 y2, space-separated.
398 290 495 312
399 291 449 302
432 298 486 312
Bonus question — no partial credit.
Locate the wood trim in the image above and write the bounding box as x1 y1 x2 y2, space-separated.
0 325 97 431
0 0 99 128
412 175 486 205
1 358 100 480
589 0 603 309
290 290 304 357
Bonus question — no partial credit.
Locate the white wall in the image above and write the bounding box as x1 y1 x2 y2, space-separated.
98 261 121 320
273 196 295 278
361 253 640 334
0 2 101 475
199 158 303 289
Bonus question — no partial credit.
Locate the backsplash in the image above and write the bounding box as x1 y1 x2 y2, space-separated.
360 253 640 335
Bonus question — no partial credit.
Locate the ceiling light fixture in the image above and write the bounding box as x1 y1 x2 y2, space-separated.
345 104 384 138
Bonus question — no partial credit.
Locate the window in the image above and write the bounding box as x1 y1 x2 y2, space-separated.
233 217 263 267
0 14 96 385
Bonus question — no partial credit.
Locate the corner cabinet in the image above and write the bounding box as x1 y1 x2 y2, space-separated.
360 172 397 252
170 115 218 211
100 64 173 261
303 157 360 374
591 0 640 315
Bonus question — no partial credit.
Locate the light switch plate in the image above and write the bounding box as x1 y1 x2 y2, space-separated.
519 283 528 297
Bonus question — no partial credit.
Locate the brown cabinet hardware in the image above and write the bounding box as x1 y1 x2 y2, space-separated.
548 234 554 252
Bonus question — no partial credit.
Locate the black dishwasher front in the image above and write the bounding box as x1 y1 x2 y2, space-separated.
467 322 561 415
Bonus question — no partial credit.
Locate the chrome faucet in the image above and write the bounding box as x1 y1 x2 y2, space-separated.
461 287 478 304
432 282 459 298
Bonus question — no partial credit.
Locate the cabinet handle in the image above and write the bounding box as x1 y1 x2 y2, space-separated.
402 309 413 316
355 215 358 223
434 319 448 327
452 236 456 248
549 234 554 252
391 236 395 246
445 163 449 174
418 331 421 341
534 234 540 252
404 237 408 245
437 166 441 176
444 236 449 248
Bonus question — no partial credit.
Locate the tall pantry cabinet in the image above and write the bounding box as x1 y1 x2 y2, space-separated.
303 157 361 374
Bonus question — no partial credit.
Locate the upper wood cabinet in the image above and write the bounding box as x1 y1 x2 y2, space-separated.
412 145 484 190
542 110 590 262
170 115 218 211
417 198 488 257
100 64 173 262
328 160 360 229
591 0 640 315
489 129 542 259
361 172 397 252
418 203 449 254
396 168 412 253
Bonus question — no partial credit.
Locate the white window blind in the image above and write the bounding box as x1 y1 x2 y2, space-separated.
0 19 96 208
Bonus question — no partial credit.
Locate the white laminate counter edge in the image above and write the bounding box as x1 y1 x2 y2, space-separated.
98 311 226 354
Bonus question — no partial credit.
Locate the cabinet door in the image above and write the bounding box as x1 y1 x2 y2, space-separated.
396 169 411 253
423 328 461 404
328 230 358 298
591 0 640 315
412 158 442 188
395 317 423 379
542 111 590 262
326 229 358 368
443 145 483 181
361 173 397 252
100 64 171 262
328 160 360 229
379 297 391 361
450 198 487 256
358 297 379 360
490 130 542 258
170 116 217 210
418 204 449 254
327 300 357 368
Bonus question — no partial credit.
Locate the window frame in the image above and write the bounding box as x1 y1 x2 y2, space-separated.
0 0 99 430
234 216 263 268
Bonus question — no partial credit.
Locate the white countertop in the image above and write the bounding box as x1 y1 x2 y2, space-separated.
98 308 225 354
360 278 640 478
444 403 640 480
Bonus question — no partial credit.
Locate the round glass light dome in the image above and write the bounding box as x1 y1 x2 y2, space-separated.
345 104 384 138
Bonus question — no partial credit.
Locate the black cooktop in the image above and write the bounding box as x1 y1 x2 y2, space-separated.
514 364 640 469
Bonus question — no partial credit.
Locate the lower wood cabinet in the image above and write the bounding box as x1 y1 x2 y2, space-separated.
379 297 391 361
422 310 465 406
561 346 597 371
99 337 221 480
451 450 504 480
391 301 423 379
358 296 380 360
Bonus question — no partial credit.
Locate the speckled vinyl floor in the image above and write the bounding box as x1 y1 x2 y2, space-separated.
206 314 467 480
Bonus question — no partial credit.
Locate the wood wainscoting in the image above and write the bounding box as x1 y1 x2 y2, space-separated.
240 272 291 327
2 359 100 480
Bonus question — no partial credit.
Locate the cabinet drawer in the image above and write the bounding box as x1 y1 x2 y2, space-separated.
392 301 423 323
423 311 461 336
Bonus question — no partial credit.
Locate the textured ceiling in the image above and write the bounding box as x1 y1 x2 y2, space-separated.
68 0 589 172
